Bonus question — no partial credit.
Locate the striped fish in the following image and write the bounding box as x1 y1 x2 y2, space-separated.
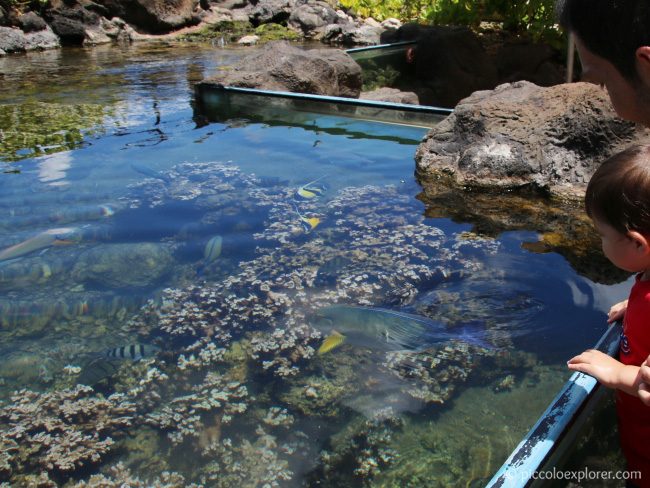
103 343 160 360
77 357 121 386
77 343 160 386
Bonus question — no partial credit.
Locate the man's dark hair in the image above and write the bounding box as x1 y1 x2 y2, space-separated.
586 145 650 235
556 0 650 80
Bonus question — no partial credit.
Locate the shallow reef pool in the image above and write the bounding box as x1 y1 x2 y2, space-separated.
0 43 632 487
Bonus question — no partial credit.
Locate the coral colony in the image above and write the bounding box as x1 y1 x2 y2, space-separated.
0 161 532 486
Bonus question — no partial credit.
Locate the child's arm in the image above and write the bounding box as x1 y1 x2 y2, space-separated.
608 299 628 324
567 349 642 397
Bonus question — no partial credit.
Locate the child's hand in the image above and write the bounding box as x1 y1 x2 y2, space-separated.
639 356 650 406
608 299 628 324
567 349 625 389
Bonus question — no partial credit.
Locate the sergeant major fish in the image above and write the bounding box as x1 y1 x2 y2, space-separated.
312 305 492 354
77 343 160 386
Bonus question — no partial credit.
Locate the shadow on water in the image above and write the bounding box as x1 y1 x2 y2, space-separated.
416 176 630 285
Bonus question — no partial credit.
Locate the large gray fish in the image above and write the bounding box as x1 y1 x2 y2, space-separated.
312 305 491 354
77 343 160 386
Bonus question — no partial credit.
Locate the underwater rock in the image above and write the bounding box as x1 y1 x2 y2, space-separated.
72 242 174 289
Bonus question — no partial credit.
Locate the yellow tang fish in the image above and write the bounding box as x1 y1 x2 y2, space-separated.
317 330 346 355
294 175 327 201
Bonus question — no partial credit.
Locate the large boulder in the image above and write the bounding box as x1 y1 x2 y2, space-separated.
415 81 650 197
17 11 47 32
249 0 296 26
72 243 174 289
338 22 381 46
288 1 338 38
495 40 564 87
46 6 101 44
0 24 60 52
95 0 202 33
0 26 26 52
414 26 498 107
379 23 564 107
25 25 61 50
200 40 362 97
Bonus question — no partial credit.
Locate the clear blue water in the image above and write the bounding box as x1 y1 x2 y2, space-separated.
0 43 632 486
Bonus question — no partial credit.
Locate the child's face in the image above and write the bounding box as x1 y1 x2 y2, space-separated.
592 217 645 272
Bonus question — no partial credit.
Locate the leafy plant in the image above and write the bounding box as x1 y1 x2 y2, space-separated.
339 0 560 42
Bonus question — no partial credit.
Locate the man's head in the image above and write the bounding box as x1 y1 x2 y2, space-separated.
557 0 650 80
556 0 650 125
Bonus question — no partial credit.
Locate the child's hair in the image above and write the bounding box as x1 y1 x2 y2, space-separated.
585 145 650 235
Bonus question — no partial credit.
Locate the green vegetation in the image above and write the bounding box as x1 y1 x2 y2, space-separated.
178 20 299 44
339 0 560 42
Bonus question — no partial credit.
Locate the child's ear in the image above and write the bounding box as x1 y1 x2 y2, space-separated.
628 230 650 254
636 46 650 85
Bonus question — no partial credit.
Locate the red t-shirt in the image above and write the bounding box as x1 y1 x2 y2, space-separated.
617 274 650 485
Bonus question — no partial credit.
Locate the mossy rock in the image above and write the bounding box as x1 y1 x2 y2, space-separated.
178 20 300 44
71 243 174 289
254 23 300 43
177 20 254 42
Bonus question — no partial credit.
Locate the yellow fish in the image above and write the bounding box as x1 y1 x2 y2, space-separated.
293 205 321 234
317 330 346 355
0 227 77 262
294 175 327 201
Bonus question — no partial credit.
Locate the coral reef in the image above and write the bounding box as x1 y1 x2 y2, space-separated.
145 371 248 449
0 386 136 483
0 160 542 486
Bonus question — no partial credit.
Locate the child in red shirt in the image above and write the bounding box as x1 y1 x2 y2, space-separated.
568 145 650 486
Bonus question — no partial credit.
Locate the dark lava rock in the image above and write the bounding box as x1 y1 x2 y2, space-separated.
199 40 362 98
415 81 650 197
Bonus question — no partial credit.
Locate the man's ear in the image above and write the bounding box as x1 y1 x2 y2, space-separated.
628 230 650 254
635 46 650 85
